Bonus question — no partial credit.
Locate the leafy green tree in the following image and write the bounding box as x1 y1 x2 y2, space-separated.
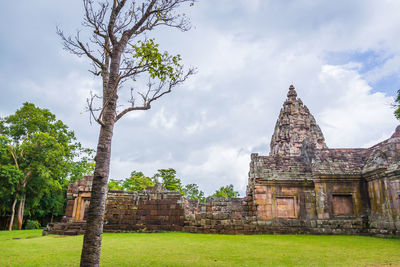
0 103 93 230
15 132 66 229
152 168 182 191
107 179 124 190
32 187 66 225
0 164 24 229
182 183 205 202
122 171 154 192
211 184 240 198
107 171 154 192
0 135 24 230
395 89 400 119
67 153 95 184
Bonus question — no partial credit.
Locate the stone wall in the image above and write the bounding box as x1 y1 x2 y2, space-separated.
313 177 369 220
182 196 369 235
47 182 399 237
104 187 185 232
183 197 252 234
363 127 400 236
48 184 186 235
251 182 316 221
366 173 400 236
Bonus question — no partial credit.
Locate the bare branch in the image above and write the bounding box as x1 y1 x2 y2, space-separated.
86 91 105 126
115 66 196 122
57 27 105 70
121 0 157 41
108 0 127 45
127 0 195 38
83 0 109 39
77 39 104 68
58 0 196 126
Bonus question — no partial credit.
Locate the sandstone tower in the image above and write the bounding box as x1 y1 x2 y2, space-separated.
247 84 399 235
270 85 327 156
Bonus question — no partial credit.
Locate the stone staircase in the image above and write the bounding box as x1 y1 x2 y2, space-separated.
46 221 86 235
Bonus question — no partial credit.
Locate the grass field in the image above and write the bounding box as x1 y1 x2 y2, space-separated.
1 230 400 266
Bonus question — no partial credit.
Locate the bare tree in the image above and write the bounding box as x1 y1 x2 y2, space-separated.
57 1 195 266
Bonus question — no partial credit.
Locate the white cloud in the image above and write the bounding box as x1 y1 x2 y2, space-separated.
184 111 217 135
317 64 397 148
366 55 400 83
19 72 100 114
150 107 177 130
180 145 250 194
126 110 146 120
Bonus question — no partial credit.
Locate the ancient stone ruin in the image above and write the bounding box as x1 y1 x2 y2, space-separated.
48 85 400 237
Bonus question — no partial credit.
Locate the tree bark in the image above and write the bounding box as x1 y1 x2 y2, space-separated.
17 194 25 230
8 197 17 231
80 52 121 267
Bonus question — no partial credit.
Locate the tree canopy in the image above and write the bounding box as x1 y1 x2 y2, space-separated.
0 102 94 230
108 171 154 191
124 171 154 191
152 168 183 191
107 179 124 190
181 183 205 202
211 184 240 198
107 169 205 202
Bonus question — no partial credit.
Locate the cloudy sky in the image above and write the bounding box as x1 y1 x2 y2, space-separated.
1 0 399 195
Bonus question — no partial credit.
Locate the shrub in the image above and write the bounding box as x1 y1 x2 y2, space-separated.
25 220 40 229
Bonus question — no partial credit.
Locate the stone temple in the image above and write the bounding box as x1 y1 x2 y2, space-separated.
48 85 400 237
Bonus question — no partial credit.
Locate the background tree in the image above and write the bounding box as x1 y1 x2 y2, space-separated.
152 168 182 191
107 171 154 191
107 179 124 190
211 184 240 198
122 171 154 191
67 154 96 184
181 183 205 202
106 169 205 200
0 135 24 230
0 103 93 230
57 1 195 265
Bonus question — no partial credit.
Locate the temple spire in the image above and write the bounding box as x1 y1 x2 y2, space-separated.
287 84 297 100
269 84 327 156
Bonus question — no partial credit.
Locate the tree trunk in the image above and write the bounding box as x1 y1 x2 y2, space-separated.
8 197 17 231
80 53 121 267
17 194 25 230
80 104 116 267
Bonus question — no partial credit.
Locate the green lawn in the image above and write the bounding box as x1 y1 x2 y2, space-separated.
0 230 400 266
